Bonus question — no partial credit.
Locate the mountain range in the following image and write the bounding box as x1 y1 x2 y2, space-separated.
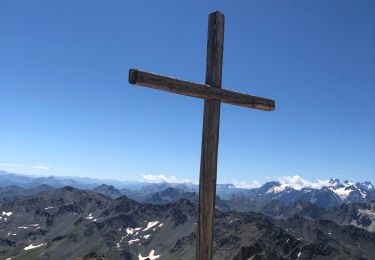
1 170 375 259
1 170 374 208
220 179 375 208
0 186 374 259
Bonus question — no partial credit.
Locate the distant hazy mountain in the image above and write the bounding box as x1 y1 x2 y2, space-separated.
140 187 230 212
0 186 374 259
1 170 374 209
0 184 54 199
0 170 141 190
142 187 198 205
224 198 327 219
0 170 100 189
94 184 122 199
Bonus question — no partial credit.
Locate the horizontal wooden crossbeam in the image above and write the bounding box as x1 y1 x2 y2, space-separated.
129 69 275 111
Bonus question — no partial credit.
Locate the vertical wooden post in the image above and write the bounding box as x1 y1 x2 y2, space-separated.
196 11 224 260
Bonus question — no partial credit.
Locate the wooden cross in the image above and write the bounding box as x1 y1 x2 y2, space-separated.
128 11 275 260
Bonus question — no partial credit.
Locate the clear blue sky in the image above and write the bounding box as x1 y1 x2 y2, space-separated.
1 0 374 184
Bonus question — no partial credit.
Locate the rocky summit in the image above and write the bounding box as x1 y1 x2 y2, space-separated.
0 186 374 259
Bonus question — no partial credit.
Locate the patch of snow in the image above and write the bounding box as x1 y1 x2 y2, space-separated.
116 236 127 248
2 212 12 217
126 227 141 235
330 187 352 199
359 190 367 198
279 176 331 190
138 250 160 260
5 258 12 260
364 210 375 217
143 234 150 239
44 207 55 210
93 219 97 222
18 226 28 229
24 243 46 251
158 223 163 228
297 252 302 258
29 224 39 227
267 184 288 193
143 221 159 231
86 213 94 220
128 238 140 245
266 176 369 193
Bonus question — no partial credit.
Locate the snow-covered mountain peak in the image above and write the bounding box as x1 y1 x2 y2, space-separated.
328 178 343 188
266 175 332 193
329 186 353 199
263 176 374 202
327 180 375 200
357 181 375 191
343 180 354 186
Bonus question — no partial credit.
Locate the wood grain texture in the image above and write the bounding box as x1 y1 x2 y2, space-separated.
196 11 224 260
128 69 275 111
128 10 277 260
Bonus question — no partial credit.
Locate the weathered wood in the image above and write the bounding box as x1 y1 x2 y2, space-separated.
196 11 224 260
128 10 276 260
129 69 275 111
